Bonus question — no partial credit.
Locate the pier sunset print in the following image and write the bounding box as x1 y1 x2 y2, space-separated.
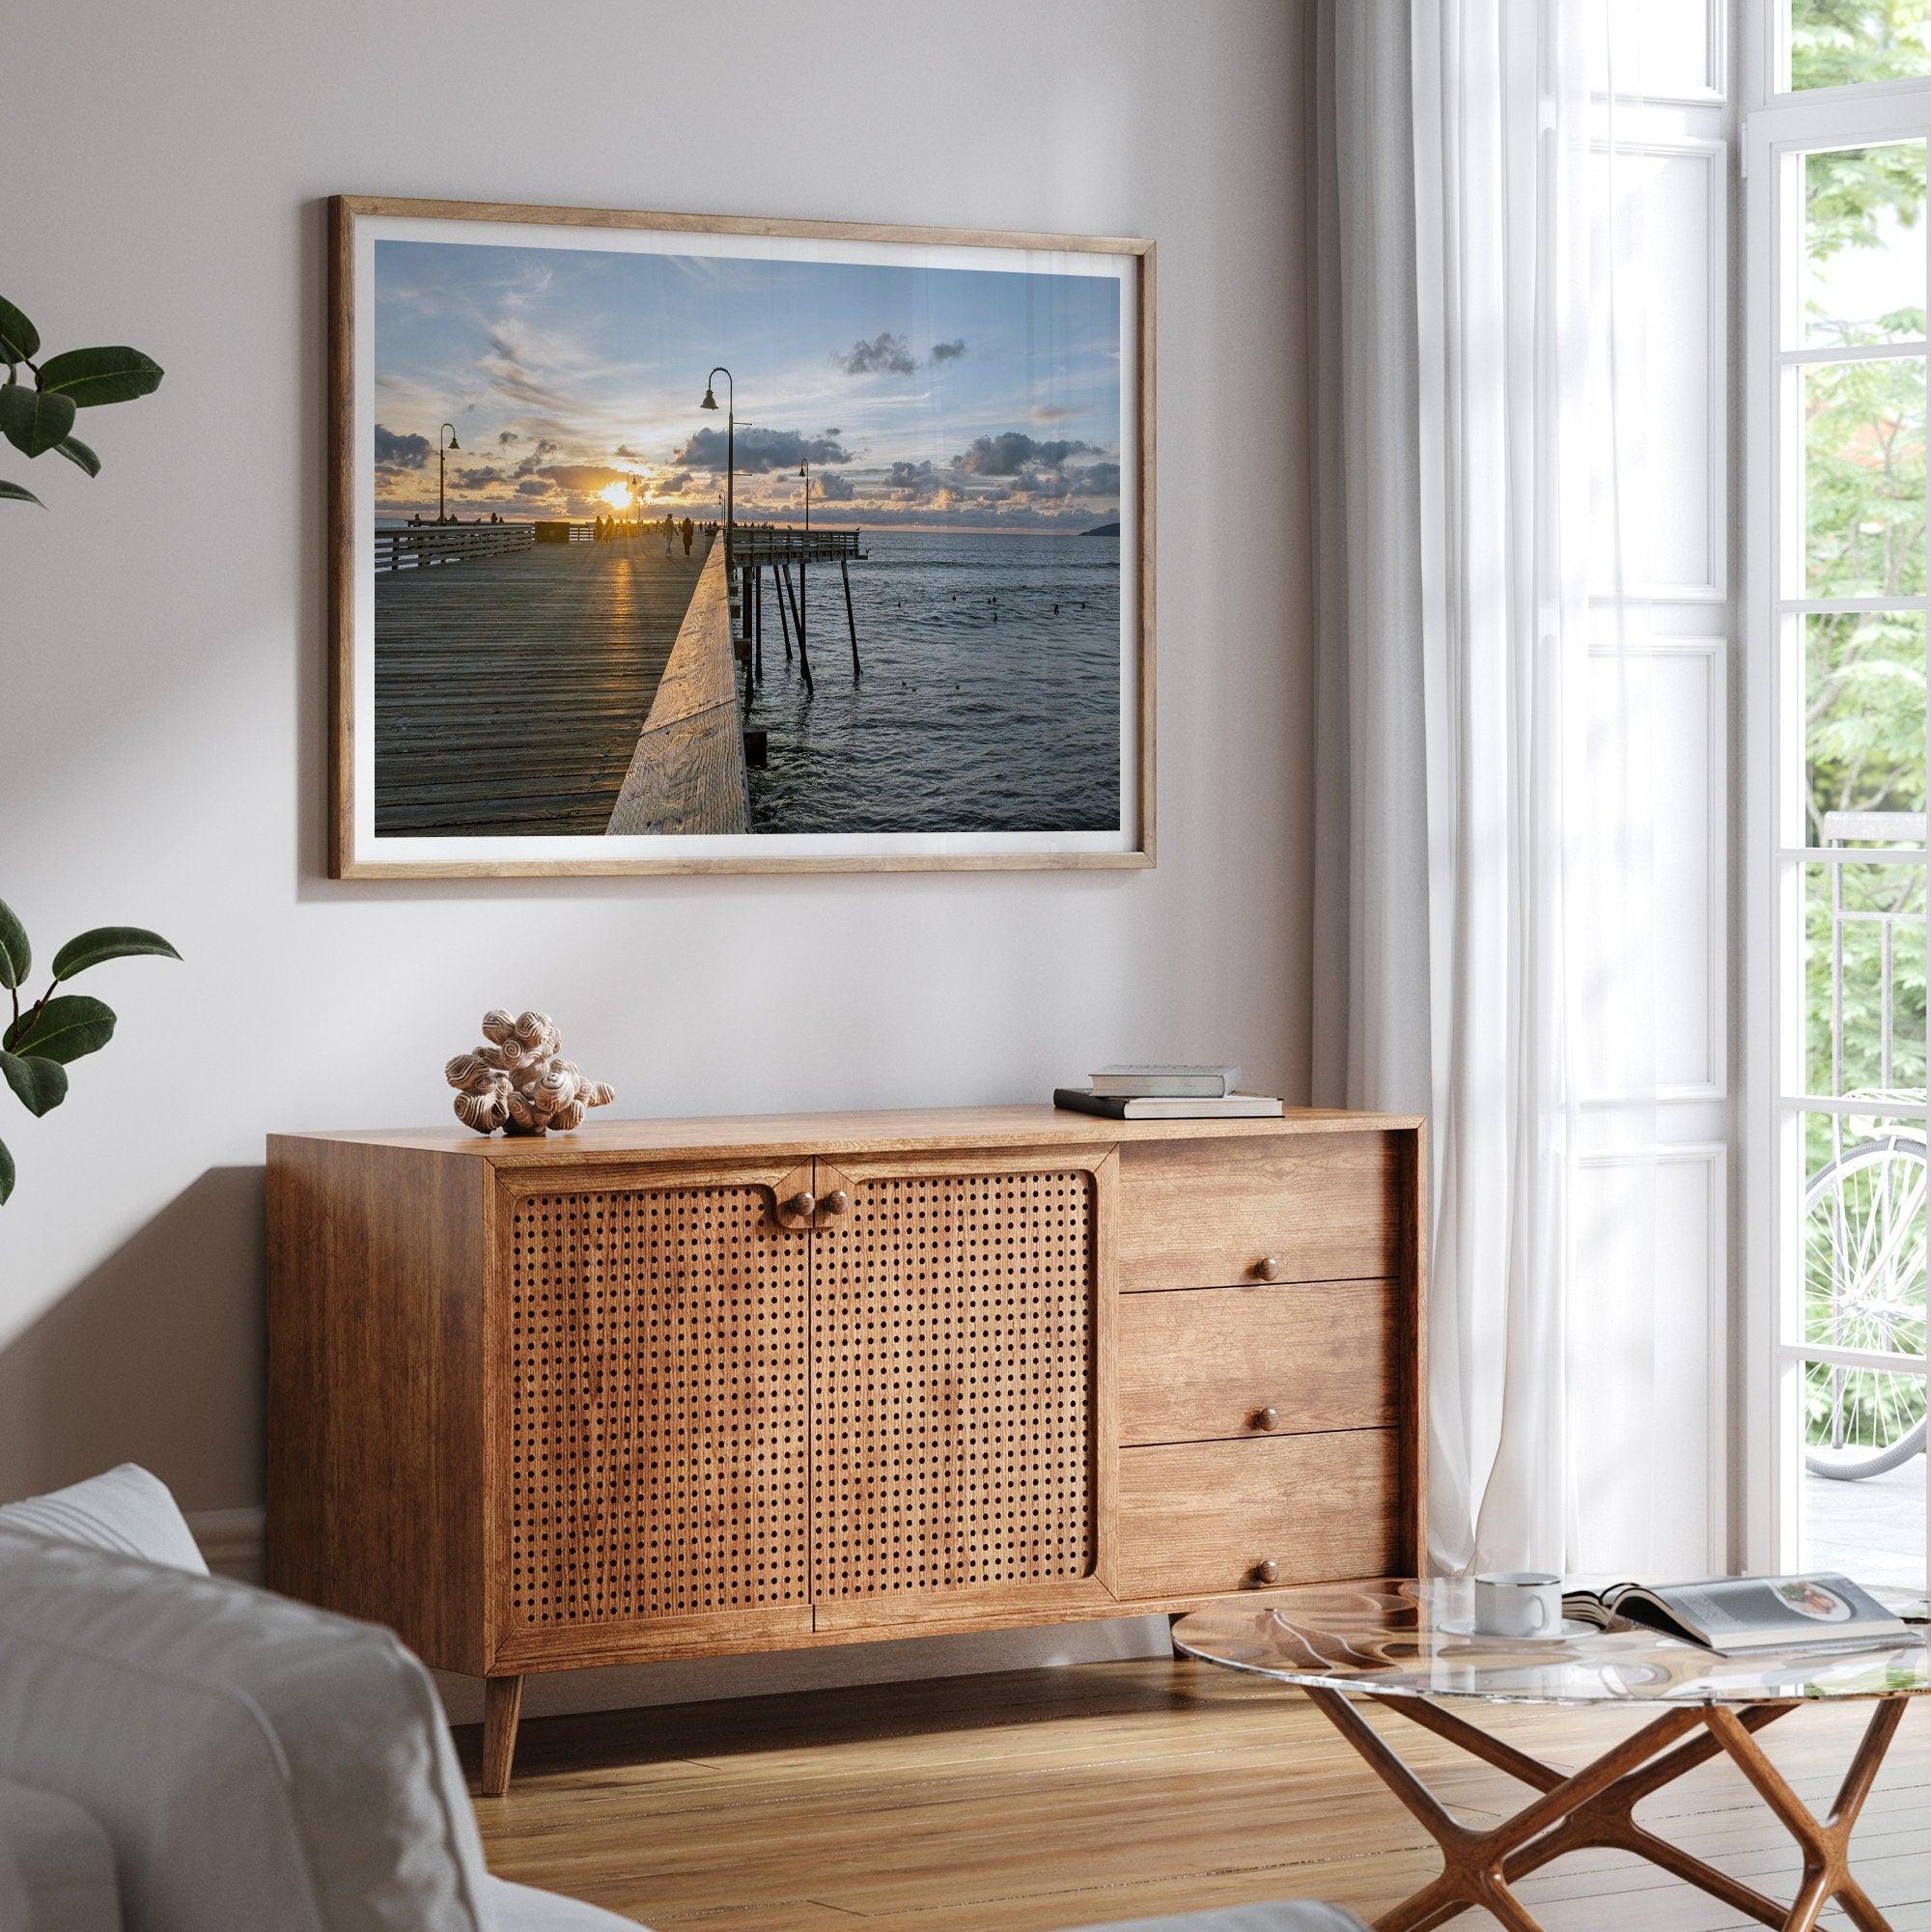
333 199 1149 876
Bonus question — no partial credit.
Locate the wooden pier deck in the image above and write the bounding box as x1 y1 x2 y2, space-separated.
374 537 708 836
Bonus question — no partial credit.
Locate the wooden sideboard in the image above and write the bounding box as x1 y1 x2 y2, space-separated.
266 1105 1425 1791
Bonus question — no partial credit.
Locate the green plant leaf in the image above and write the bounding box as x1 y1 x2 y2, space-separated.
54 434 99 477
0 478 44 507
5 994 116 1064
0 296 39 364
0 381 77 459
0 1133 14 1206
36 347 163 409
50 926 180 980
0 901 28 990
1 1050 67 1117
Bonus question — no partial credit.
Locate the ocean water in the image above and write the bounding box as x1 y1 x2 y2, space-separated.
742 529 1122 834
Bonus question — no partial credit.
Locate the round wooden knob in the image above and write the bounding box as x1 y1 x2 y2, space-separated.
821 1189 850 1217
1254 1557 1279 1585
1255 1255 1281 1281
1255 1406 1279 1432
787 1190 817 1219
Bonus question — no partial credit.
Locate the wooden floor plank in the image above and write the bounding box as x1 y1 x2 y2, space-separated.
463 1659 1930 1931
375 536 707 835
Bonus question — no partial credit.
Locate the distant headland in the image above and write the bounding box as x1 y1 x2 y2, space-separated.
1081 520 1120 536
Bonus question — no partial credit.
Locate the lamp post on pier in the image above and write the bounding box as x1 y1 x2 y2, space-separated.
699 367 734 560
437 422 459 525
798 457 811 675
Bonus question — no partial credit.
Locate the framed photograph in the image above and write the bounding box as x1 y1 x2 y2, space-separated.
328 195 1154 878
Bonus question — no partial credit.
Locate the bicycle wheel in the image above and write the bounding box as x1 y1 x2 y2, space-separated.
1801 1134 1929 1481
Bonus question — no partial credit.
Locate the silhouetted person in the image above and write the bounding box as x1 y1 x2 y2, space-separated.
681 517 694 556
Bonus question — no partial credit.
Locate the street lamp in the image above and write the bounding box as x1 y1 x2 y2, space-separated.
796 458 813 684
699 367 733 560
437 422 459 525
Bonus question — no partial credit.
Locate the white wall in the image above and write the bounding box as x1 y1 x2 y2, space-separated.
0 0 1313 1715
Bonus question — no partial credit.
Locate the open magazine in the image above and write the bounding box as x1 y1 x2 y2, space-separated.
1563 1574 1918 1658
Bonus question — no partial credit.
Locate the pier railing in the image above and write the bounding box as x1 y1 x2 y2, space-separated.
729 527 863 564
376 524 535 572
605 543 750 836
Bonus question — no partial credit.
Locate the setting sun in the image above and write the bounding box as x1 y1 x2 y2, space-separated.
599 480 631 513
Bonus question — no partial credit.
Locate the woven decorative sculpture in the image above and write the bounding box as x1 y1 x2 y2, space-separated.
444 1009 614 1136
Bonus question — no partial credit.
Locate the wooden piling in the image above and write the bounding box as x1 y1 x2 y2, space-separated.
783 561 813 693
840 556 861 679
772 562 794 664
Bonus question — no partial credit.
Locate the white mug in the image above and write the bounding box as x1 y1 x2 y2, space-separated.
1471 1571 1563 1639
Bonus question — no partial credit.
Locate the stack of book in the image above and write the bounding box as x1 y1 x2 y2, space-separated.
1053 1065 1285 1120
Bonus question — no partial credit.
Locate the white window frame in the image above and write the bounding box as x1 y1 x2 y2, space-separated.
1743 4 1931 1593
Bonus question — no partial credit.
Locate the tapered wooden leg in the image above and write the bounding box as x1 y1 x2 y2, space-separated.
482 1674 524 1798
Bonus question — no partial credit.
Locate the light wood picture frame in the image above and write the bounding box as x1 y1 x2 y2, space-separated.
328 195 1155 879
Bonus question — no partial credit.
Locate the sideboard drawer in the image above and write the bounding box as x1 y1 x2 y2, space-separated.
1115 1431 1401 1599
1117 1134 1403 1291
1119 1281 1397 1445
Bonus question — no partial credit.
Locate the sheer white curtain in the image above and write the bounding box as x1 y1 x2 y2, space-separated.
1309 0 1663 1576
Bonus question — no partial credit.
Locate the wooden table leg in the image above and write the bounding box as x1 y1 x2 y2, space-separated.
1501 1702 1802 1928
1303 1688 1700 1931
482 1674 524 1798
1298 1690 1912 1932
1703 1699 1909 1932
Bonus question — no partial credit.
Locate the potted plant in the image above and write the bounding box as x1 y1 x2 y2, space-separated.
3 290 174 1201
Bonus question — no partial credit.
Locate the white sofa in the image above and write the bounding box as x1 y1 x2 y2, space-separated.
0 1466 1360 1932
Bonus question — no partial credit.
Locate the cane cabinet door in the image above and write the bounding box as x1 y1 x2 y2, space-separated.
806 1149 1119 1631
493 1164 815 1666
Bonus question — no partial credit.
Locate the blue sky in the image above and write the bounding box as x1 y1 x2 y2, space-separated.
373 238 1123 530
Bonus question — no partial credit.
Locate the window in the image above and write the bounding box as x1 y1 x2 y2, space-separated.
1749 1 1931 1598
1784 0 1931 92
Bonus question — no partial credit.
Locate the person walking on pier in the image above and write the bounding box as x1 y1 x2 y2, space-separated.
663 515 674 556
680 516 694 557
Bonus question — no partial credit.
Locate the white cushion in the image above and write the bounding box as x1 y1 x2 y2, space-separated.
0 1463 208 1575
483 1875 640 1931
0 1775 122 1932
0 1524 491 1931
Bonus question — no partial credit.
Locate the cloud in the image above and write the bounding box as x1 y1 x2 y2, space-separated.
613 444 641 460
374 424 431 472
496 430 519 445
451 465 504 490
516 479 549 496
824 427 841 436
674 426 852 474
838 331 916 377
954 432 1097 477
930 338 967 362
814 470 855 502
1009 460 1121 499
884 460 940 497
536 463 629 500
1029 404 1079 424
508 438 561 480
474 322 588 414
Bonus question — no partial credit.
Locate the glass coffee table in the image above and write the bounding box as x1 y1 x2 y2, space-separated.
1173 1579 1930 1932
